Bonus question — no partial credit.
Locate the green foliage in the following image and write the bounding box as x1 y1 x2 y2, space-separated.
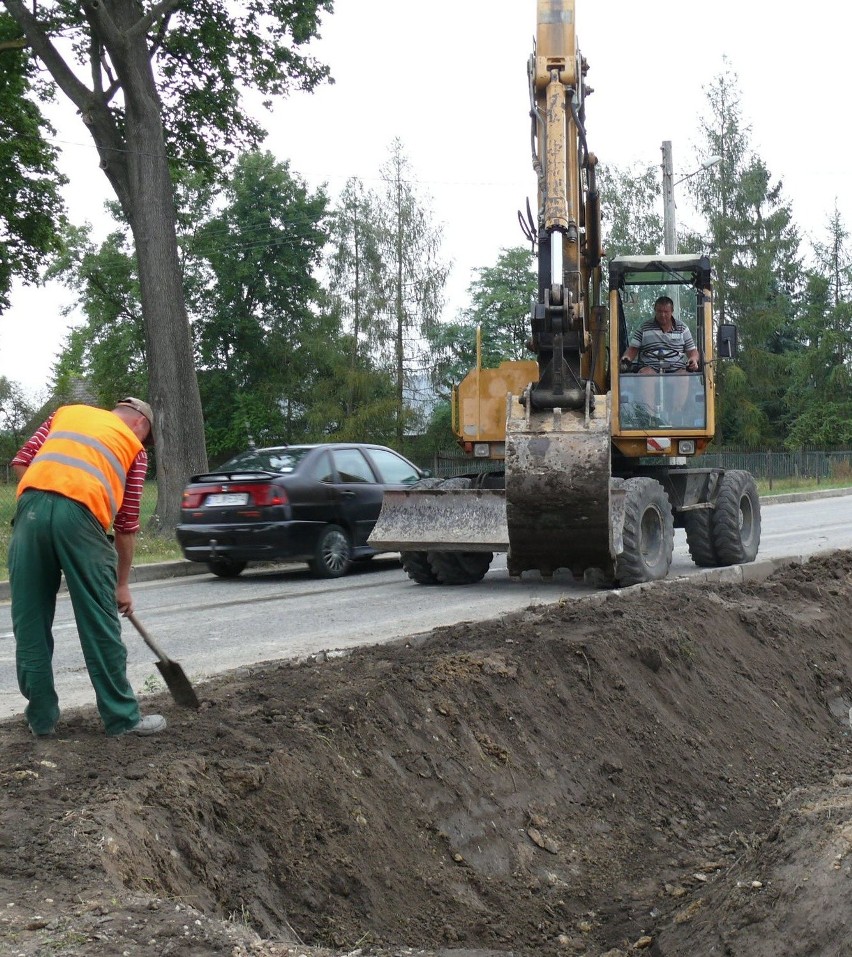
0 375 36 464
326 177 387 367
597 162 662 258
46 151 342 460
783 208 852 448
693 62 802 446
429 246 536 395
0 12 66 312
375 139 450 441
47 224 147 403
187 150 332 457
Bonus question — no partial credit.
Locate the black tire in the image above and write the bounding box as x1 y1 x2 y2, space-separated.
616 477 674 586
684 508 719 567
427 550 494 585
401 551 440 584
396 477 445 585
311 524 352 578
427 476 493 585
711 470 761 565
207 558 247 578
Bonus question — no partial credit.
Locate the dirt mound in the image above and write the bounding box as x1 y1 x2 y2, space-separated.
1 551 851 957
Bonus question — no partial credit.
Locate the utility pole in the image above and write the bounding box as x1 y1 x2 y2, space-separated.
661 140 677 255
661 143 722 257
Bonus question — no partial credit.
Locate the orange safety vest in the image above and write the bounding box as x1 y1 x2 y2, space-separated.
17 405 143 530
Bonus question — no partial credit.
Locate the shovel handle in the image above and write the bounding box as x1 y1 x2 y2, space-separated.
127 612 172 665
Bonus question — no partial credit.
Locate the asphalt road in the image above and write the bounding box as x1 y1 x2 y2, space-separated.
1 491 850 721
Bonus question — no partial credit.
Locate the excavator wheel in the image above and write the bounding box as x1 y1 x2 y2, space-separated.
400 477 482 585
616 477 674 586
425 476 494 585
711 470 761 565
427 550 494 586
396 477 445 585
400 551 440 585
684 509 719 567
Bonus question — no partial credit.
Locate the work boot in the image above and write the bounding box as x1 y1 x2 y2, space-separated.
121 714 167 736
30 726 56 739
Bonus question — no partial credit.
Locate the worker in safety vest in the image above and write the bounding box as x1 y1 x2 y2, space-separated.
10 399 167 738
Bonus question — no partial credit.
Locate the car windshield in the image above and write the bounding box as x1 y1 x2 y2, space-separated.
219 447 312 474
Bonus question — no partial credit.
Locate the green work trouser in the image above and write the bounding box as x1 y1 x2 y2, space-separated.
10 489 141 736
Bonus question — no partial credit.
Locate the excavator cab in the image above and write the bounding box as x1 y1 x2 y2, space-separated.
608 254 717 459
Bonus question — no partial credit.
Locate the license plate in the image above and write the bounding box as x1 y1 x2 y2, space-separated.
205 493 249 507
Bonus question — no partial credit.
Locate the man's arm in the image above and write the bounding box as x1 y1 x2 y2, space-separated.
682 327 700 371
113 450 149 617
114 531 137 615
11 415 54 480
685 346 700 371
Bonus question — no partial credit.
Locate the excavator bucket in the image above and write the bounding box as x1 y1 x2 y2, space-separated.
504 394 614 578
368 488 508 552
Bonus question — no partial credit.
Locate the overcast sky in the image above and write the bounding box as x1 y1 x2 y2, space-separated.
2 0 849 400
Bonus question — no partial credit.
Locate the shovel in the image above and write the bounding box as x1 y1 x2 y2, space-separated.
127 612 200 709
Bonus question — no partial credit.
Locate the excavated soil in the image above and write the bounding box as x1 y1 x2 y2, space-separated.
2 551 852 957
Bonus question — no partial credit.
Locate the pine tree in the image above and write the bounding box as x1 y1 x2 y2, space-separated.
692 62 802 445
375 139 449 444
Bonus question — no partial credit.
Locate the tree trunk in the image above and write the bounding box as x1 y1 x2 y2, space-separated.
99 2 208 528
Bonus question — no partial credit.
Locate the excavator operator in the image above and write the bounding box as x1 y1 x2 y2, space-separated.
620 296 700 375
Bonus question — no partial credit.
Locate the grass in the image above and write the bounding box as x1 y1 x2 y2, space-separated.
756 476 852 495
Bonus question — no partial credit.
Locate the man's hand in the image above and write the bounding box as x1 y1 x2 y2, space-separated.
116 583 133 616
686 356 699 371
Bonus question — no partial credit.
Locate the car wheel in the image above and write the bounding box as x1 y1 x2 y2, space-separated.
207 558 247 578
312 524 352 578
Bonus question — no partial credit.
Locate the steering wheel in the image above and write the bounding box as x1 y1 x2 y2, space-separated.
638 342 683 367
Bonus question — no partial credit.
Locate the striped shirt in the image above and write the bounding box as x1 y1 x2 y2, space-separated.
12 413 148 533
628 318 697 371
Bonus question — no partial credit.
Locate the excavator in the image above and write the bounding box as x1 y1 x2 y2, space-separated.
368 0 761 587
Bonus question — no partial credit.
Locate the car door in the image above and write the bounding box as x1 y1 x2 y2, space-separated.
329 447 384 547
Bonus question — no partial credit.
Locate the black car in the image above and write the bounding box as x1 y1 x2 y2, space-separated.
175 443 426 579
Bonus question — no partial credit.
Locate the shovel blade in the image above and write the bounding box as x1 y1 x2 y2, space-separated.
155 660 200 709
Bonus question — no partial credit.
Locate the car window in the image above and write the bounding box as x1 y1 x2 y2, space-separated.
313 451 335 484
367 448 421 485
332 449 376 484
220 447 311 474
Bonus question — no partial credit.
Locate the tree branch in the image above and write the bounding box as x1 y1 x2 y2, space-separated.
127 0 183 41
1 0 94 114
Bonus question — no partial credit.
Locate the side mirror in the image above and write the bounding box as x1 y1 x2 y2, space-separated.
717 323 738 359
419 467 433 478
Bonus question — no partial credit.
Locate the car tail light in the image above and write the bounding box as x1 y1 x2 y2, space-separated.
181 483 288 508
248 484 288 506
181 489 206 508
